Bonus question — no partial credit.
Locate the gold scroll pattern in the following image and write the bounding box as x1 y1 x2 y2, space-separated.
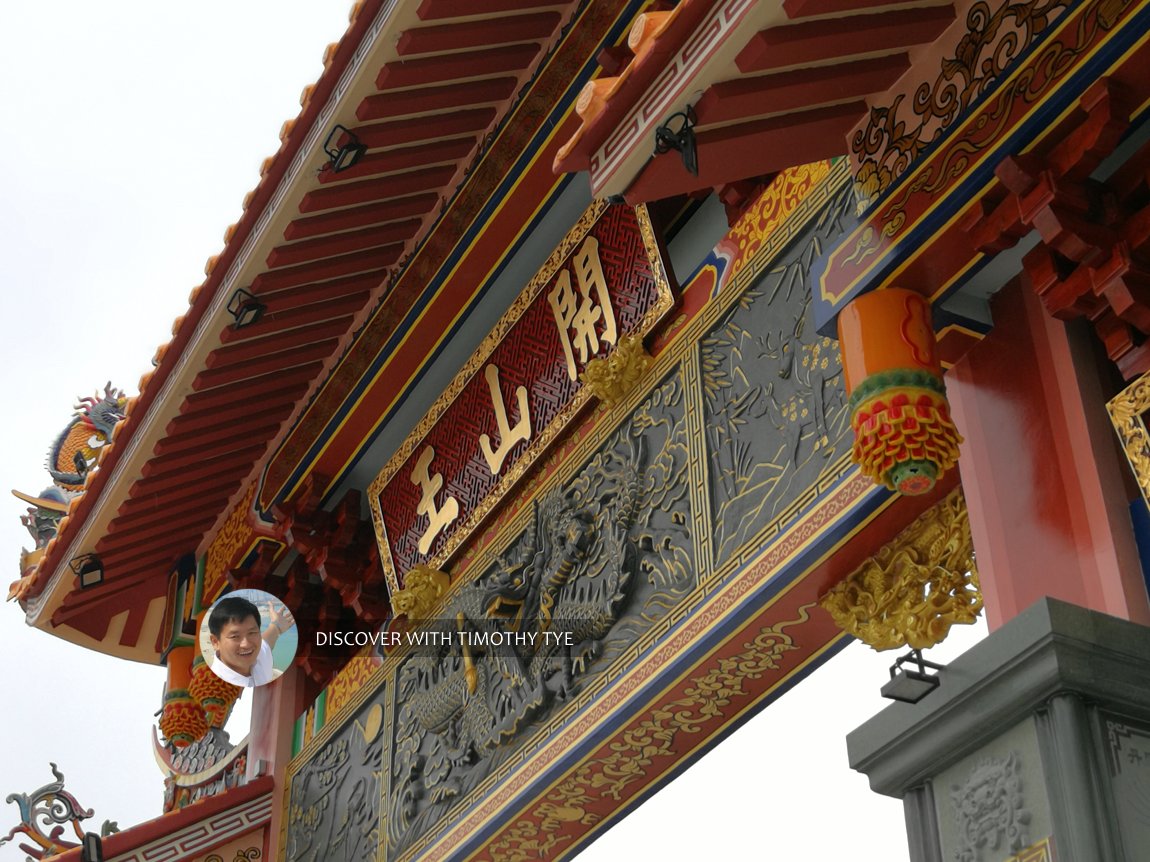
1108 372 1150 507
202 484 258 601
725 161 833 283
851 0 1070 207
477 606 814 862
820 487 980 651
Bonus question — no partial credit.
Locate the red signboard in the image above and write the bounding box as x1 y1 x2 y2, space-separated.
369 201 674 594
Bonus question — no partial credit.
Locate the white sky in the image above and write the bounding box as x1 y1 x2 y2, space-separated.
0 4 987 860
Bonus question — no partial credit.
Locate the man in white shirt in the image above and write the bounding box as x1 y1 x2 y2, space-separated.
207 595 292 687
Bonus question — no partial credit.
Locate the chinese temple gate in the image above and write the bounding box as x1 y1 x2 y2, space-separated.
9 0 1150 860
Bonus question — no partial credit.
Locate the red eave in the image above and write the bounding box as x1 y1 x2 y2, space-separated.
46 778 274 862
27 0 388 601
29 0 579 654
554 0 960 203
553 0 714 174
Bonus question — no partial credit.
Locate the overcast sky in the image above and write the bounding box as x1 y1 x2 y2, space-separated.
0 4 986 860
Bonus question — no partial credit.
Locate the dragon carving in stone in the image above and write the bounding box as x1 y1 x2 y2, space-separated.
391 450 644 841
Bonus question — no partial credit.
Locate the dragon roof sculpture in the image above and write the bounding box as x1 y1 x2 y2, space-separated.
9 383 126 602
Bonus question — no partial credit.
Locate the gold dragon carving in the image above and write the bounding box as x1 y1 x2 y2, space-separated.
820 488 981 650
391 564 451 619
580 334 652 407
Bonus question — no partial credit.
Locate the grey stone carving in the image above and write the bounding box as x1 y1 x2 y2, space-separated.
951 751 1032 862
387 369 694 856
702 183 853 564
285 690 386 862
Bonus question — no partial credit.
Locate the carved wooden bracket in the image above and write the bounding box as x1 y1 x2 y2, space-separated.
962 78 1150 379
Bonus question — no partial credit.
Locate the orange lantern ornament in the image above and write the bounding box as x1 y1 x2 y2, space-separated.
837 288 962 495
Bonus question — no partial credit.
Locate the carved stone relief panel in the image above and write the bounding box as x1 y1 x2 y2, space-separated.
284 687 386 862
386 367 694 858
702 183 854 565
933 719 1052 862
1103 713 1150 856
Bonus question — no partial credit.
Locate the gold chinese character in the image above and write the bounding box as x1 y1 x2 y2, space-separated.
410 446 459 556
479 363 531 475
549 235 617 381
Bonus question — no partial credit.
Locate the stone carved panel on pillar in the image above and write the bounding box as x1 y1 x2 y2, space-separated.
284 688 385 862
386 369 694 859
951 751 1032 862
1103 713 1150 855
702 183 854 565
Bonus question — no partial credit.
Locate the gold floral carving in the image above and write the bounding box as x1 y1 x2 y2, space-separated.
1108 372 1150 507
820 488 980 651
390 564 450 619
479 607 813 861
580 334 652 407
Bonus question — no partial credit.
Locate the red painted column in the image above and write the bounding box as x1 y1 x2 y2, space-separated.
247 666 305 858
947 278 1150 628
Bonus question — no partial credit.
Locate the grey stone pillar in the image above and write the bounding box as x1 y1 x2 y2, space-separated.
846 598 1150 862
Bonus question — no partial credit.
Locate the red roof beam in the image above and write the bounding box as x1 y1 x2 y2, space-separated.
783 0 932 19
395 12 561 56
266 221 421 268
108 496 237 538
192 341 339 391
140 438 274 477
150 416 283 460
417 0 568 20
179 362 324 414
357 77 518 122
283 201 437 242
316 138 476 184
298 165 457 213
247 268 391 307
109 486 252 534
624 102 865 203
138 441 265 482
736 5 955 73
352 108 496 150
205 318 355 370
136 444 267 487
694 54 909 127
375 43 540 90
250 246 404 292
219 306 371 354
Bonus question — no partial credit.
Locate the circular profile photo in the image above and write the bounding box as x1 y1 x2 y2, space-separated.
199 589 297 687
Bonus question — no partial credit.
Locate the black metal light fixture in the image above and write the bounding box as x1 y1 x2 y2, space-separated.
70 553 104 589
323 124 368 173
880 649 944 704
81 832 104 862
653 106 698 176
227 288 266 329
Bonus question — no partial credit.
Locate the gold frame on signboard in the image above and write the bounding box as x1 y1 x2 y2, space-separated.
367 200 676 598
